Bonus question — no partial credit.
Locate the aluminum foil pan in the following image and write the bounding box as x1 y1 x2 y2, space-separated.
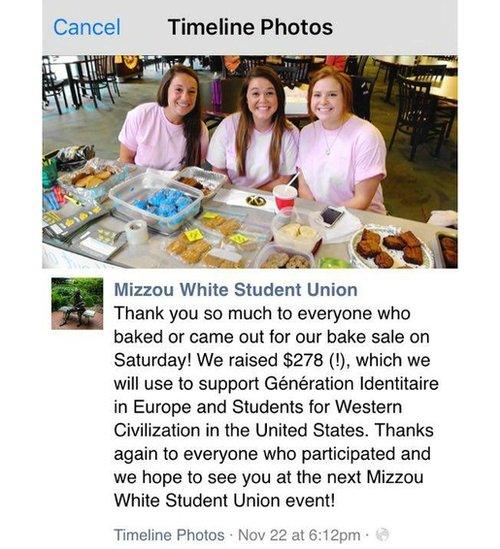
174 166 227 200
348 224 434 269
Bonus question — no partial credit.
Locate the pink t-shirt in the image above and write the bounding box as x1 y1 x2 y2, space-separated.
297 116 387 214
118 103 209 171
207 113 299 188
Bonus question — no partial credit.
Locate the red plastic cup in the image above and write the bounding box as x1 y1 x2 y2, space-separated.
273 184 297 211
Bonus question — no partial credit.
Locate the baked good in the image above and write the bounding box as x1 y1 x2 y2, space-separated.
85 176 104 189
440 237 457 252
374 251 394 269
202 215 227 229
356 239 381 259
217 219 241 236
383 235 405 250
180 240 211 264
400 231 421 248
443 249 458 268
167 234 189 255
361 229 381 245
95 170 111 180
286 255 310 268
403 245 423 265
261 252 290 268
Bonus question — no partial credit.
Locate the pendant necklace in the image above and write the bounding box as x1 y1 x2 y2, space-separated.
323 116 348 156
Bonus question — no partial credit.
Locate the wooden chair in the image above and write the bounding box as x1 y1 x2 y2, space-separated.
73 56 116 109
351 75 376 121
389 76 448 161
105 56 120 96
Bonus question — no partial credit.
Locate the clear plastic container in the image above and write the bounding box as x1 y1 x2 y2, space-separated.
109 172 203 235
174 166 227 200
253 243 314 269
271 207 324 253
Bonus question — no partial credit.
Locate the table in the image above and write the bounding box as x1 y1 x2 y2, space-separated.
373 56 458 103
42 181 455 269
407 75 458 103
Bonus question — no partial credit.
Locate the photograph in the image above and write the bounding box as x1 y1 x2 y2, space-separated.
51 277 103 329
42 55 458 269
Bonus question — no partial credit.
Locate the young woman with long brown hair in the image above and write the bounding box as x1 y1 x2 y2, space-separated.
207 65 298 190
297 66 387 213
119 65 209 170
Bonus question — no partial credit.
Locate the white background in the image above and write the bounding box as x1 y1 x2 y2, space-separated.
3 1 499 547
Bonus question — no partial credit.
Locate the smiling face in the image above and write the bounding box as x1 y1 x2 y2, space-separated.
311 76 346 128
246 77 278 128
165 73 198 123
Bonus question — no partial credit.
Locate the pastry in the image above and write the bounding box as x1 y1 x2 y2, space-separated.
180 240 211 264
261 252 290 268
361 229 381 245
403 245 423 265
443 249 458 268
400 231 421 248
440 237 457 251
374 251 394 269
218 219 241 236
167 234 189 255
356 239 381 259
95 170 111 180
202 215 226 228
286 255 310 268
383 235 405 250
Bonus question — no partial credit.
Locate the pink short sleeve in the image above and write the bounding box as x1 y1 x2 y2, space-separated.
118 108 142 152
353 127 387 184
281 126 300 175
207 116 230 169
200 122 209 163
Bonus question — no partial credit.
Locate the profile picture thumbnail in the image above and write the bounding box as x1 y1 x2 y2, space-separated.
51 277 103 330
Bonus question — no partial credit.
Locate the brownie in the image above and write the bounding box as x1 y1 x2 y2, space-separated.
403 245 423 266
383 235 405 250
443 249 458 268
374 251 394 269
440 236 457 252
361 228 381 245
400 231 421 248
356 239 381 259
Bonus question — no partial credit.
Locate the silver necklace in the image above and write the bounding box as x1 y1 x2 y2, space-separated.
322 117 348 156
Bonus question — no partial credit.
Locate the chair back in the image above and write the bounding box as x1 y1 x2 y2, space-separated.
344 56 359 75
396 76 433 129
240 56 267 75
42 57 56 88
357 55 369 76
81 55 108 82
281 57 311 87
410 64 446 79
351 75 376 120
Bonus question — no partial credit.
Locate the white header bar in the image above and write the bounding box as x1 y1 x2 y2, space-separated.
43 0 457 54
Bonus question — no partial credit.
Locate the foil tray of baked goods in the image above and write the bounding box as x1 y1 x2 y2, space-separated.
174 166 227 201
348 224 434 269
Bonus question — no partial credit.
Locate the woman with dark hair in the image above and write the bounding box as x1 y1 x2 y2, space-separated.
298 66 387 213
119 65 209 170
207 66 298 190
